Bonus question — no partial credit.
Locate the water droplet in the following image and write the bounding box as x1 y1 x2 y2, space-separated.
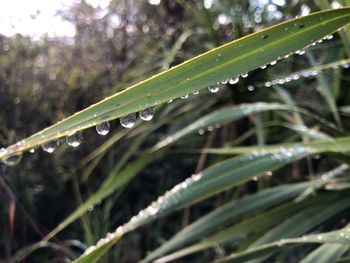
96 121 110 136
265 171 273 176
260 65 267 69
139 107 155 121
247 85 255 91
241 72 249 78
29 149 35 153
198 129 205 135
193 90 199 95
181 94 189 99
208 85 219 93
66 131 83 147
229 76 239 84
270 60 277 65
265 81 272 87
42 141 59 153
2 153 22 166
120 113 137 128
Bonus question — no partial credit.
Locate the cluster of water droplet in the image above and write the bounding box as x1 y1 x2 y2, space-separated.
263 59 349 87
198 123 222 135
123 172 203 232
249 145 315 163
82 225 124 256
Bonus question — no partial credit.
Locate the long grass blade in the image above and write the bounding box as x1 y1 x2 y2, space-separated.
1 8 350 160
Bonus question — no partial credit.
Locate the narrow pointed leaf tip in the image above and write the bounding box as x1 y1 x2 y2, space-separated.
1 8 350 160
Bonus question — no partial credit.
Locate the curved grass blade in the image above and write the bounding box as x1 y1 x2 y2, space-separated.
204 136 350 155
153 103 294 149
215 222 350 263
1 8 350 161
141 182 312 263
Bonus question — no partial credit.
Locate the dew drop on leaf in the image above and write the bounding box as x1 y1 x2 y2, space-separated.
120 113 137 128
42 140 59 153
139 107 155 121
181 94 189 99
2 153 22 166
229 76 239 84
96 121 110 136
198 129 205 135
247 85 255 91
66 131 83 147
241 72 249 78
208 85 219 93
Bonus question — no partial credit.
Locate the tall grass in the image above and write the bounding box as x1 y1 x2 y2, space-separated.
2 4 350 263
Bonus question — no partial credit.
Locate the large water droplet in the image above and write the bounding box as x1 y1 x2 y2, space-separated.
139 107 155 121
181 94 189 99
120 113 137 128
66 131 83 147
229 76 239 85
2 153 22 166
42 140 59 153
96 121 110 136
270 60 277 65
208 85 219 93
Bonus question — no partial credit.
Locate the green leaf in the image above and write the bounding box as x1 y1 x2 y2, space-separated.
2 8 350 161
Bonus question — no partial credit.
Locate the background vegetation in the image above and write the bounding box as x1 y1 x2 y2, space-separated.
1 0 350 262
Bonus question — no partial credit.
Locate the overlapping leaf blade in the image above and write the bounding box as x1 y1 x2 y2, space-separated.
73 136 350 263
